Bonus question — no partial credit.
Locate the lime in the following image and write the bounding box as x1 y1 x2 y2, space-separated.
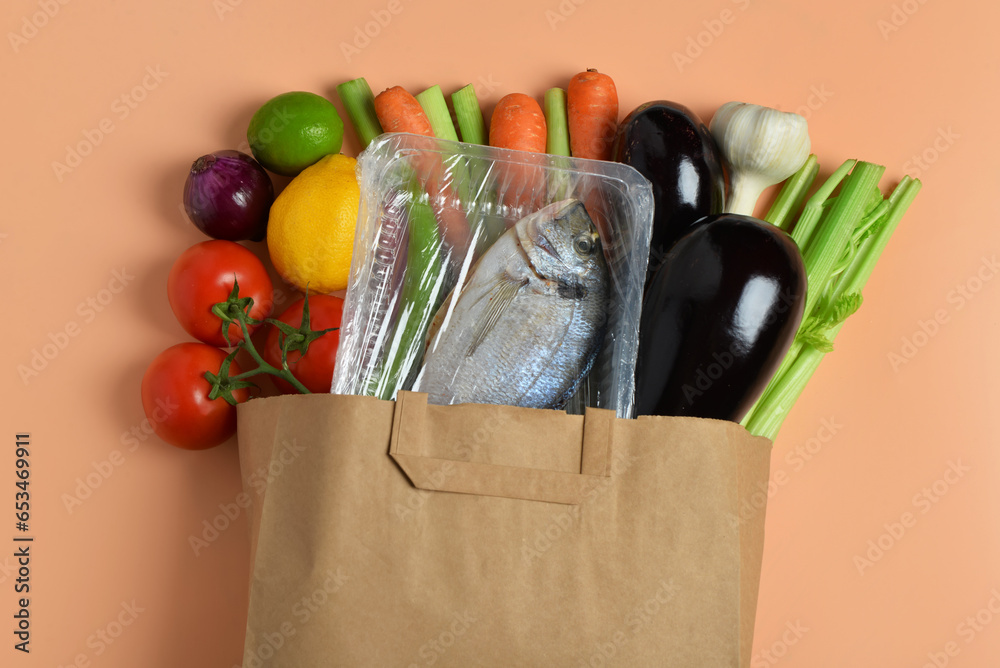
247 91 344 176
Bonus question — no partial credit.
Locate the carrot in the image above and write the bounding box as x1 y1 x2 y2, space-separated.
489 93 547 152
374 86 435 136
374 85 438 188
567 69 619 161
375 85 472 258
489 93 547 215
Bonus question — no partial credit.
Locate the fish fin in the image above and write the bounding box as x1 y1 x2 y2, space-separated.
425 248 494 353
466 276 527 357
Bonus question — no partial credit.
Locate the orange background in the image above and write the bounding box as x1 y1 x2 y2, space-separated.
2 0 998 665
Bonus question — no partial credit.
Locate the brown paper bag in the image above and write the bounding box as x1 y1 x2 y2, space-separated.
237 391 772 667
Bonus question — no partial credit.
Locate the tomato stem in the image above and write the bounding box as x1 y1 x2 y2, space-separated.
202 281 334 400
231 314 312 395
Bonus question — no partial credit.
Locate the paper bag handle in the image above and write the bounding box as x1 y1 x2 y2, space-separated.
388 392 614 505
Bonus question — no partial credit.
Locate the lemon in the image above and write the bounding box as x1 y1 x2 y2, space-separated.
248 92 344 176
267 154 359 294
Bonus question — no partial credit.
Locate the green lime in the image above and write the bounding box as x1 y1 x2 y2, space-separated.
247 91 344 176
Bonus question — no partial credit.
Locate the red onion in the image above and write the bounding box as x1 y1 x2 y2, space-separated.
183 150 274 241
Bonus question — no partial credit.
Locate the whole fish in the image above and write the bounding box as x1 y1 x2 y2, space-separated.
413 199 609 409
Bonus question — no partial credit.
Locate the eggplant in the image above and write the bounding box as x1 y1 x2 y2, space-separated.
611 101 727 278
634 214 806 421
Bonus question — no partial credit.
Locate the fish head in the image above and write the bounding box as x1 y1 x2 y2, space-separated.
515 199 607 286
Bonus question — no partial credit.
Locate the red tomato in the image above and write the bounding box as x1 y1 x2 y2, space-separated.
167 240 274 347
141 342 249 450
262 295 343 394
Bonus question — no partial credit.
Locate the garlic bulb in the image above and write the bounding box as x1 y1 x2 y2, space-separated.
710 102 811 217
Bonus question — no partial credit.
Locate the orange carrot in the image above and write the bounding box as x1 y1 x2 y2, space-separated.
489 93 547 152
374 86 435 136
489 94 547 215
567 69 618 161
374 85 439 194
375 86 472 257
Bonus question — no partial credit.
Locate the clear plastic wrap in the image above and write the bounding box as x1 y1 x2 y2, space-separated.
331 133 653 417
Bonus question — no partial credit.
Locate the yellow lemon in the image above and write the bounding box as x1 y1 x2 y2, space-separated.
267 154 359 294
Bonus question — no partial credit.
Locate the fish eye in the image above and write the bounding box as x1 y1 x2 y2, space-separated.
574 233 595 256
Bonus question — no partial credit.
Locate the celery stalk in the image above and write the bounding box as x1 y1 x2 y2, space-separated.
744 176 921 439
415 85 478 254
544 88 571 156
542 87 574 201
800 161 885 319
744 162 883 427
789 159 855 251
446 92 507 250
371 190 447 400
744 345 830 439
416 85 459 142
830 177 920 308
451 84 487 145
766 154 819 231
336 78 383 150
